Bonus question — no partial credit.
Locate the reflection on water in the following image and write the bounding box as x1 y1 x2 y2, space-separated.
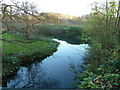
7 39 89 88
7 64 60 88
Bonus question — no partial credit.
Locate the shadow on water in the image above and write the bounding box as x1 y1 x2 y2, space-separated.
7 39 89 88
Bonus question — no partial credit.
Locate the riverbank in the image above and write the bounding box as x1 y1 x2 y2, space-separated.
7 39 89 88
2 33 59 86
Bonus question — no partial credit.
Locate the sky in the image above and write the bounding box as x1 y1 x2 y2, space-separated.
4 0 118 17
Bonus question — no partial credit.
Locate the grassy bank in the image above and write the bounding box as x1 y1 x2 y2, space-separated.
2 33 59 85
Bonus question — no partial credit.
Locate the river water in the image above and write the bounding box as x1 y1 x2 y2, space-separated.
7 39 89 88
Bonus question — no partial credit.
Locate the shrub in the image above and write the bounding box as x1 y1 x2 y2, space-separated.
76 60 120 89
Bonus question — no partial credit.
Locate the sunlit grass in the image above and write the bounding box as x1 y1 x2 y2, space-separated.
2 33 57 55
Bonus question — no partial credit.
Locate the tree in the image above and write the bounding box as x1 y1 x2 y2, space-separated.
76 1 120 88
1 1 40 39
84 0 118 49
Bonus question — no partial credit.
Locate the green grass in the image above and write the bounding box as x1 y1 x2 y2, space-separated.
3 39 49 55
2 33 56 55
2 33 59 82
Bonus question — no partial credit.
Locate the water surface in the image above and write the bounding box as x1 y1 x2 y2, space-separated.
7 39 89 88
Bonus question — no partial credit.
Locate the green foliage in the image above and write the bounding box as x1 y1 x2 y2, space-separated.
76 60 120 89
2 56 21 77
83 1 118 49
35 25 89 44
76 0 120 89
97 60 120 74
84 41 119 69
3 56 20 64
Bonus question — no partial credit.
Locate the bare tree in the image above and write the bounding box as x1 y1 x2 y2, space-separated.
1 0 40 39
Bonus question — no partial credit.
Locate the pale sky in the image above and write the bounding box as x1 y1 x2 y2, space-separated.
4 0 118 17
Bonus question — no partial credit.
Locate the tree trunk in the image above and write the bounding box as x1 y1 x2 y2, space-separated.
116 1 120 40
116 1 120 31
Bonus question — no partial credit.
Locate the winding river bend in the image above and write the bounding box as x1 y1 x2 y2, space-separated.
7 39 89 88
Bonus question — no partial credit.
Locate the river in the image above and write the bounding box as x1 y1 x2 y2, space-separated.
7 39 89 88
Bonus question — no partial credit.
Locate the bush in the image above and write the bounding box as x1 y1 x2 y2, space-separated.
33 25 88 44
76 60 120 89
